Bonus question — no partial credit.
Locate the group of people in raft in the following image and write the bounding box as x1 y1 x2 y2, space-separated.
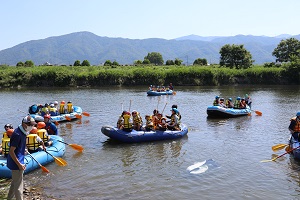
148 83 174 92
213 94 252 109
28 100 74 116
1 113 58 157
117 104 182 132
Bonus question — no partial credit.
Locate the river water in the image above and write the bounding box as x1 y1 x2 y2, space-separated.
0 85 300 200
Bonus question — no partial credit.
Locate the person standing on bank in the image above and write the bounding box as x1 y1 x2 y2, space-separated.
7 116 36 200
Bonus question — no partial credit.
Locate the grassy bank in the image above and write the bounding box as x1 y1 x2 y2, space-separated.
0 65 296 88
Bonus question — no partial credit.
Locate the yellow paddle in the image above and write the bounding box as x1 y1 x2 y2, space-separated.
45 150 67 166
261 146 300 162
271 144 289 152
57 140 84 152
82 112 90 117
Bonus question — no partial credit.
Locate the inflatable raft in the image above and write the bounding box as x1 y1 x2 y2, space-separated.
0 135 66 178
101 124 188 143
147 90 174 96
207 105 251 118
289 135 300 160
30 106 83 122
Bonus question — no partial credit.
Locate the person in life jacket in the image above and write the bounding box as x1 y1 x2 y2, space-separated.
166 105 182 120
226 98 234 108
213 96 220 106
41 103 49 117
26 127 46 153
1 124 14 156
144 115 153 131
28 104 39 114
37 122 52 146
219 98 227 108
167 108 181 131
131 110 143 131
49 103 58 116
59 101 66 114
289 112 300 141
234 97 241 109
122 111 132 132
240 98 247 109
67 101 74 113
157 113 167 131
44 114 58 135
151 109 160 130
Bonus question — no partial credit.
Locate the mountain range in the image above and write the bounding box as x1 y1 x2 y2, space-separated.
0 31 299 66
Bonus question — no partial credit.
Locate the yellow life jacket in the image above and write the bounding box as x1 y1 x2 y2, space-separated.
41 107 49 114
37 129 49 143
133 112 142 125
67 102 73 113
59 104 65 114
123 114 132 129
26 134 41 151
2 138 10 156
234 100 241 108
2 132 8 139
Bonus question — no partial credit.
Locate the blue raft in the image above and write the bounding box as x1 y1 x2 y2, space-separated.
101 124 188 143
30 106 82 122
206 105 251 118
0 135 66 178
147 90 174 96
289 135 300 160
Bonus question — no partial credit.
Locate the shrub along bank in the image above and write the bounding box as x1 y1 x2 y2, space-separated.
0 65 297 88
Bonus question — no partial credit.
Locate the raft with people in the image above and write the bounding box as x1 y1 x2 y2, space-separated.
28 101 84 122
147 89 175 96
101 124 188 143
0 135 66 178
207 105 251 118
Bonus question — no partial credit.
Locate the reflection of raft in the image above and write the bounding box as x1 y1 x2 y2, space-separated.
0 135 65 178
30 106 82 122
206 105 251 118
101 124 188 143
147 90 174 96
289 135 300 160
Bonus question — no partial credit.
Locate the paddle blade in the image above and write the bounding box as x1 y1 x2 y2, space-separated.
272 144 288 152
41 165 50 173
54 157 67 166
172 91 176 95
82 112 90 117
260 159 274 163
65 116 72 121
54 121 59 126
69 144 84 152
255 110 262 116
75 114 82 119
285 146 291 152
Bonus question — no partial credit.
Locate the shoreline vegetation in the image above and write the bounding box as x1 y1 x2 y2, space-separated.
0 64 299 88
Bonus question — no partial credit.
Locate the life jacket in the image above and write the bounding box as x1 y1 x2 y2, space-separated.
67 102 73 113
123 114 132 129
213 100 219 106
152 115 159 129
37 129 49 143
170 114 180 128
132 113 143 125
59 103 65 114
26 134 41 151
291 117 300 132
2 138 10 156
41 107 49 116
117 115 124 128
2 132 8 139
49 107 58 116
145 117 153 128
234 100 241 108
158 117 167 130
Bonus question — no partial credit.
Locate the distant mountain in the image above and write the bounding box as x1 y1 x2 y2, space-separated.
0 31 299 65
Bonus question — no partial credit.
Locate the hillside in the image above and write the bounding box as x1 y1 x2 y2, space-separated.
0 31 299 66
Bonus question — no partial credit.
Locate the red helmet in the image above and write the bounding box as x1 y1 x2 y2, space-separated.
30 127 38 134
37 122 46 129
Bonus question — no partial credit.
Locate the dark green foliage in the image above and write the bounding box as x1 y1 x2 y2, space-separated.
144 52 164 65
81 60 90 66
193 58 208 66
74 60 81 66
272 38 300 62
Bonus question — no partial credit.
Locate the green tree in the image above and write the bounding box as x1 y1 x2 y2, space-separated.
24 60 34 67
174 58 183 66
283 54 300 84
134 60 143 65
166 60 174 65
219 44 254 69
144 52 164 65
142 59 150 64
193 58 208 65
272 38 300 62
112 61 119 66
16 61 24 66
74 60 81 66
81 60 90 66
104 60 112 66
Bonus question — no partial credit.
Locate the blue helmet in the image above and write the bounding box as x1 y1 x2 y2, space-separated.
172 108 179 113
228 98 232 101
237 97 241 100
215 96 220 99
296 112 300 117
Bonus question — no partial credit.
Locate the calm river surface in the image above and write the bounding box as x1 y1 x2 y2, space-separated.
0 85 300 200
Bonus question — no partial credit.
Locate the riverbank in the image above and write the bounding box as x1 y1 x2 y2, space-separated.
0 64 298 88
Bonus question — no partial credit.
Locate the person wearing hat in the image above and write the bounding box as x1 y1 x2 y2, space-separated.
289 112 300 141
44 114 58 135
245 94 252 108
131 110 143 131
213 96 220 106
166 105 181 120
167 108 181 131
7 115 37 200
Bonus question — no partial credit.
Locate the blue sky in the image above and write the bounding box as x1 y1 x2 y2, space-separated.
1 0 299 50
